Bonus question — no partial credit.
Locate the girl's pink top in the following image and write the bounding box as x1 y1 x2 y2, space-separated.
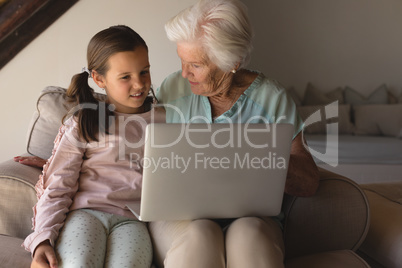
23 107 165 253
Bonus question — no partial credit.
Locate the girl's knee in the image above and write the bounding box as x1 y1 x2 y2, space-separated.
105 221 153 268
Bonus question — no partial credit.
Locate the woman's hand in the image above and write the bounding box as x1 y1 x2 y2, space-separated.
14 156 46 168
31 240 58 268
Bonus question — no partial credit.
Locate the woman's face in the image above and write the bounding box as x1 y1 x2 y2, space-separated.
94 47 151 114
177 42 231 97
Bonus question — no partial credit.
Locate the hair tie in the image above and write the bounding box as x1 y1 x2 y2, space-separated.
82 67 92 78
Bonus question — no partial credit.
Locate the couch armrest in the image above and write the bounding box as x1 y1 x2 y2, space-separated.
0 158 42 239
282 167 370 259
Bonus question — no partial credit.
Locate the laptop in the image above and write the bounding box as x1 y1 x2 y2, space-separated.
127 123 294 221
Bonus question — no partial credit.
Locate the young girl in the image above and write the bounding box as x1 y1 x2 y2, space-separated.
23 25 164 268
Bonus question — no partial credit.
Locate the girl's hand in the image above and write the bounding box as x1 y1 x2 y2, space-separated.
14 156 46 168
31 240 58 268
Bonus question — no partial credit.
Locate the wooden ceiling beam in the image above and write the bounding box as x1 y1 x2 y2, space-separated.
0 0 78 70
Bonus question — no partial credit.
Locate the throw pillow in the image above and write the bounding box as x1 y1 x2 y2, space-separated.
286 87 302 106
353 104 402 138
297 103 354 135
302 83 344 106
388 91 399 104
344 84 389 105
26 86 107 159
388 91 402 104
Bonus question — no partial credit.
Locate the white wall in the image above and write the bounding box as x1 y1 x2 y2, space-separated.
246 0 402 96
1 0 402 162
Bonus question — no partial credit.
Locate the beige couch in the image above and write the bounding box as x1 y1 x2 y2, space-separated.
0 86 373 267
358 181 402 268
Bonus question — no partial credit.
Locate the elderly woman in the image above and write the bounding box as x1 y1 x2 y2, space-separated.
148 0 319 267
15 0 319 267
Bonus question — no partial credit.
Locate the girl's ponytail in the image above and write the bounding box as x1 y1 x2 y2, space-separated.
67 71 97 104
63 71 110 143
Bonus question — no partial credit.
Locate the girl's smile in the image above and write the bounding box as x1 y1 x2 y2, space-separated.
94 47 151 114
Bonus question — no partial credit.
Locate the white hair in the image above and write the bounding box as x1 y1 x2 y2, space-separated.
165 0 254 72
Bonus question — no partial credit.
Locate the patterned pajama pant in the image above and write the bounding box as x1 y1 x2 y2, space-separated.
55 209 152 268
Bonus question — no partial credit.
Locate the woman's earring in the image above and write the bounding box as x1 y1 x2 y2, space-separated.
231 69 237 74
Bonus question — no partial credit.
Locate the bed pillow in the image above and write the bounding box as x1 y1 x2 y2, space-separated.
297 104 354 135
302 83 344 106
344 85 388 105
353 104 402 138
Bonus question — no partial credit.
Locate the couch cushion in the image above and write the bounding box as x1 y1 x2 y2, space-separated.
353 104 402 137
362 181 402 205
302 83 344 105
297 104 354 135
26 87 69 159
344 85 389 105
285 250 370 268
26 86 106 159
286 87 302 106
0 159 41 238
305 134 402 165
387 90 402 104
0 235 32 267
283 174 370 259
359 189 402 268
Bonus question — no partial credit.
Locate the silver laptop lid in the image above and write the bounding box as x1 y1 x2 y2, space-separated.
133 123 294 221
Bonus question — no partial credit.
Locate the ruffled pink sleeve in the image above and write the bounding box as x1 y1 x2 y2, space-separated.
23 118 85 253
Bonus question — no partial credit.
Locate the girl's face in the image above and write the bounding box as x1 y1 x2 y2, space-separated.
95 47 151 114
177 42 231 97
